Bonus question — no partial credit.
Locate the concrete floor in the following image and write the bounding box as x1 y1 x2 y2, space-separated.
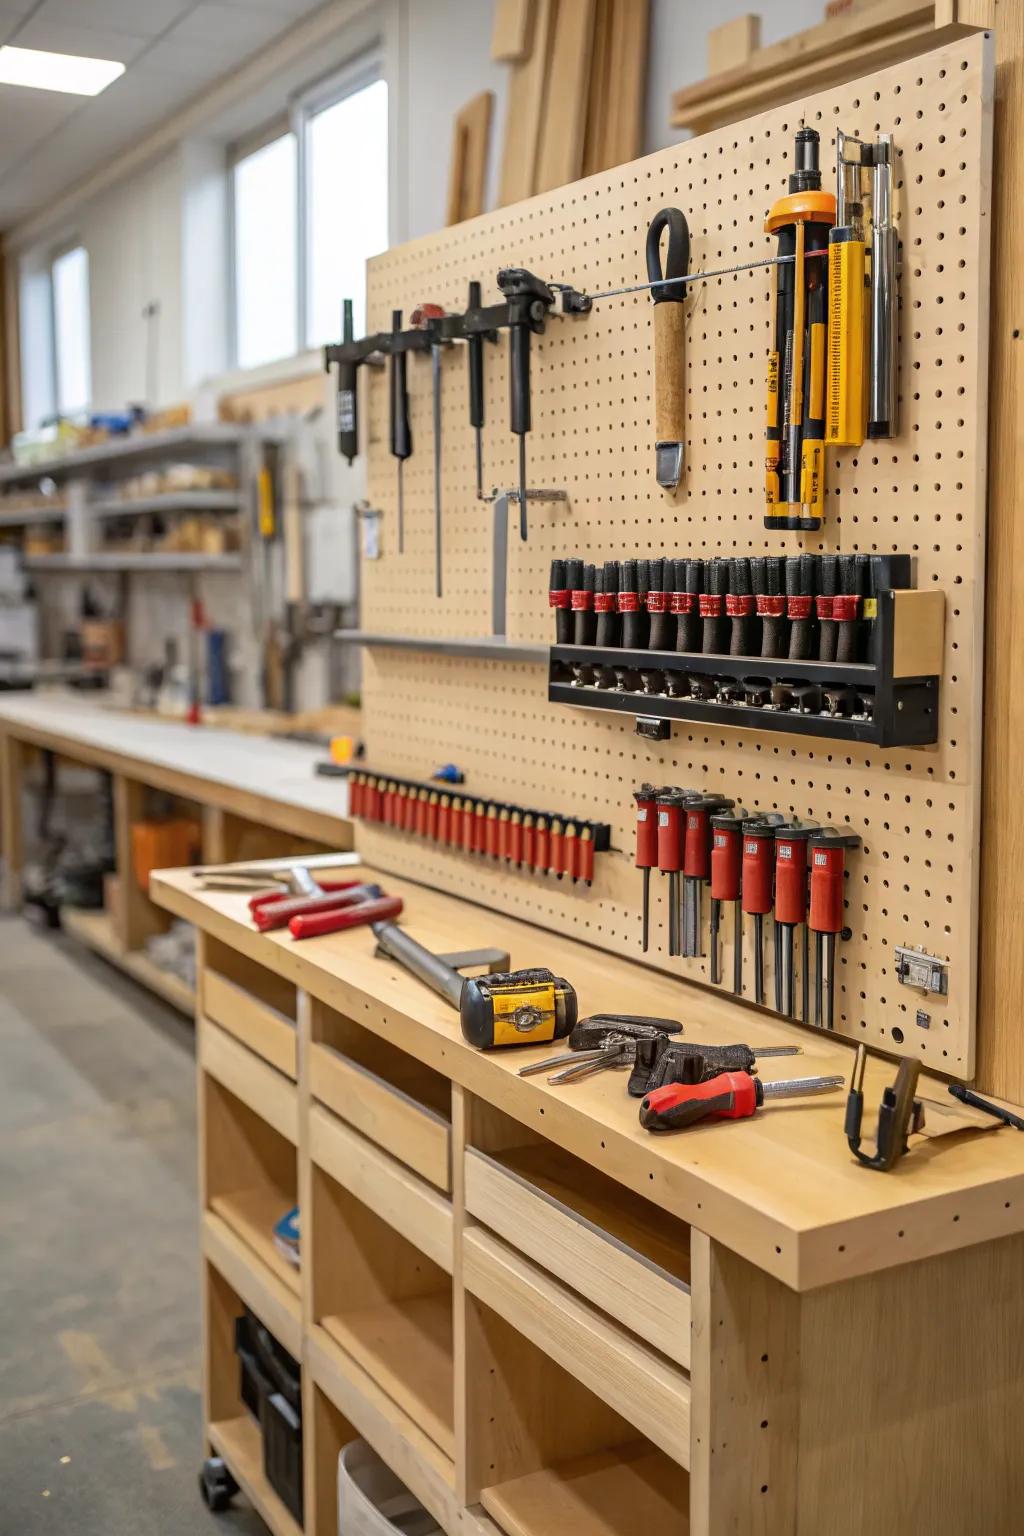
0 916 266 1535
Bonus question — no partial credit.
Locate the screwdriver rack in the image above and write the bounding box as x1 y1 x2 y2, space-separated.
549 586 944 747
354 34 992 1077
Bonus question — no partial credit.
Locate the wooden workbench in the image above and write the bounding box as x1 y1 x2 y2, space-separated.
0 693 352 1011
153 860 1024 1536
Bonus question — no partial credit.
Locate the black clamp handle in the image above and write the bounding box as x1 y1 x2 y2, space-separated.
646 208 691 304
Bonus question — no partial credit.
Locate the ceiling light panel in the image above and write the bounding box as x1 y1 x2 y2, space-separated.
0 44 126 96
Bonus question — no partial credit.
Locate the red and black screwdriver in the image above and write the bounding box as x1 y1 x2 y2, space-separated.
640 1068 844 1132
773 820 816 1019
710 807 746 991
634 783 659 953
808 827 861 1029
682 794 734 958
656 786 688 956
741 813 784 1004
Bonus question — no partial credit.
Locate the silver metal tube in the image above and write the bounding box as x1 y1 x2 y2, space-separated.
371 921 465 1011
869 134 899 438
761 1074 845 1099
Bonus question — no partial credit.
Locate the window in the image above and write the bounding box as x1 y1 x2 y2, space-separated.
232 130 298 370
304 75 388 346
51 244 91 417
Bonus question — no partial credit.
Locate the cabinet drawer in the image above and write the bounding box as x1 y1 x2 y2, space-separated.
200 1017 298 1146
465 1143 690 1368
463 1226 690 1467
310 1042 451 1192
204 968 297 1079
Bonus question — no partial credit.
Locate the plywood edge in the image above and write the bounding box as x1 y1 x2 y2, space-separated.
200 1015 299 1145
203 1210 303 1358
204 968 298 1078
310 1044 452 1192
310 1104 454 1273
891 588 947 678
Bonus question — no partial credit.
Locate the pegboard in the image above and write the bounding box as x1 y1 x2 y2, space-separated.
355 32 993 1077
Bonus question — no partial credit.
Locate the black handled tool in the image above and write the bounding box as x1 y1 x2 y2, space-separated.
948 1084 1024 1131
628 1036 801 1097
389 308 411 552
646 208 690 491
846 1044 923 1170
410 302 449 597
496 267 558 540
335 299 358 464
467 280 486 499
641 1069 843 1132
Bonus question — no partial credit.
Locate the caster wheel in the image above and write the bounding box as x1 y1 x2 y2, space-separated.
198 1456 239 1513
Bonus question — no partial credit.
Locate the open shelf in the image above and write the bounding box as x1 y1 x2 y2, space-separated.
203 939 297 1079
24 551 242 573
60 905 195 1014
465 1290 688 1532
89 490 242 516
335 630 548 664
322 1300 454 1461
0 423 247 484
208 1415 302 1536
310 1000 451 1191
482 1442 689 1536
210 1187 299 1296
312 1160 454 1465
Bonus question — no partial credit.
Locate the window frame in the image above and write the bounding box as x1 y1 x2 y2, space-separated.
227 114 298 373
49 239 90 419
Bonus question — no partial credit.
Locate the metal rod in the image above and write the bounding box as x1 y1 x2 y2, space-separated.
754 913 764 1004
710 899 721 984
761 1074 845 1100
733 900 743 995
582 248 829 306
397 460 404 554
518 436 528 540
432 345 443 596
372 921 465 1010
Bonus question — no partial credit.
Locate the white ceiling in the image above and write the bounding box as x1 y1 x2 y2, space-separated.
0 0 330 230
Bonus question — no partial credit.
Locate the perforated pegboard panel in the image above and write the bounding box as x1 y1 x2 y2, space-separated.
355 33 993 1076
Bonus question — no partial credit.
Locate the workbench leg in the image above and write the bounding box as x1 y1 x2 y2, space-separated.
112 773 171 951
689 1230 800 1535
0 731 24 911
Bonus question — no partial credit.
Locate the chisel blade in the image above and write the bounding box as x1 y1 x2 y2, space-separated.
656 441 683 490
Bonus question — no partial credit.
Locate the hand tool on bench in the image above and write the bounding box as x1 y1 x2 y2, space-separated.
656 787 688 956
640 1068 844 1132
808 826 860 1029
193 852 360 892
253 882 385 932
845 1044 923 1170
249 878 363 917
628 1036 802 1097
518 1015 681 1079
371 920 576 1049
289 892 402 940
389 308 411 552
410 301 449 596
948 1083 1024 1132
646 207 690 491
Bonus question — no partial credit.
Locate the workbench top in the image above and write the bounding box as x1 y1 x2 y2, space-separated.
153 860 1024 1292
0 691 350 835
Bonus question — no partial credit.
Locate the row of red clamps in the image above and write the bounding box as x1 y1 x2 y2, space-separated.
346 771 611 886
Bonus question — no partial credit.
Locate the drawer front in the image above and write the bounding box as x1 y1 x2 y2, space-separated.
462 1226 690 1467
310 1043 451 1192
310 1104 453 1273
204 968 297 1079
200 1017 298 1145
465 1147 690 1368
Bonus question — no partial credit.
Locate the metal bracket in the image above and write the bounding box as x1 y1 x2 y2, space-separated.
490 487 569 637
437 947 510 975
895 945 948 995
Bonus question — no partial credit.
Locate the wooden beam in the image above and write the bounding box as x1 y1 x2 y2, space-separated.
491 0 535 62
498 0 556 205
535 0 596 193
707 14 761 77
446 91 494 224
0 733 24 909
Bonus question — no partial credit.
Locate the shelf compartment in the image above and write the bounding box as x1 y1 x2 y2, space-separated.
549 587 944 748
204 1212 302 1360
308 1324 456 1532
463 1227 689 1467
202 940 297 1079
89 490 242 516
311 1161 454 1464
23 552 243 572
0 423 246 483
209 1187 300 1298
465 1141 690 1368
310 1105 453 1273
200 1017 298 1145
310 1000 451 1191
482 1442 689 1536
60 905 194 1014
208 1415 302 1536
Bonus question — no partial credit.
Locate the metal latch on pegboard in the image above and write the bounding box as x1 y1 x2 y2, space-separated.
490 487 568 638
894 945 948 995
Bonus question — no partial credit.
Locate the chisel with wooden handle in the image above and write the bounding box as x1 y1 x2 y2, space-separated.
646 207 690 492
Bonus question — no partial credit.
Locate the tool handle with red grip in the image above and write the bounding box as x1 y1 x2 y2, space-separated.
289 894 403 940
741 833 774 915
683 807 711 880
710 826 741 901
640 1071 760 1131
774 834 808 925
808 843 846 934
534 816 551 872
656 800 684 873
249 879 361 916
634 788 658 871
578 829 595 885
550 819 566 877
509 814 524 866
253 883 382 931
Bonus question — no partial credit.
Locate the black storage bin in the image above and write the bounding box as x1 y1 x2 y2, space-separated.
233 1310 304 1525
263 1389 303 1525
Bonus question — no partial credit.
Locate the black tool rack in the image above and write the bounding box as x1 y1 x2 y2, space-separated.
549 586 939 748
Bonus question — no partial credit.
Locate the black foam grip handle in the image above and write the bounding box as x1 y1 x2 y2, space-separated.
640 1087 736 1131
467 281 484 429
510 322 531 437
